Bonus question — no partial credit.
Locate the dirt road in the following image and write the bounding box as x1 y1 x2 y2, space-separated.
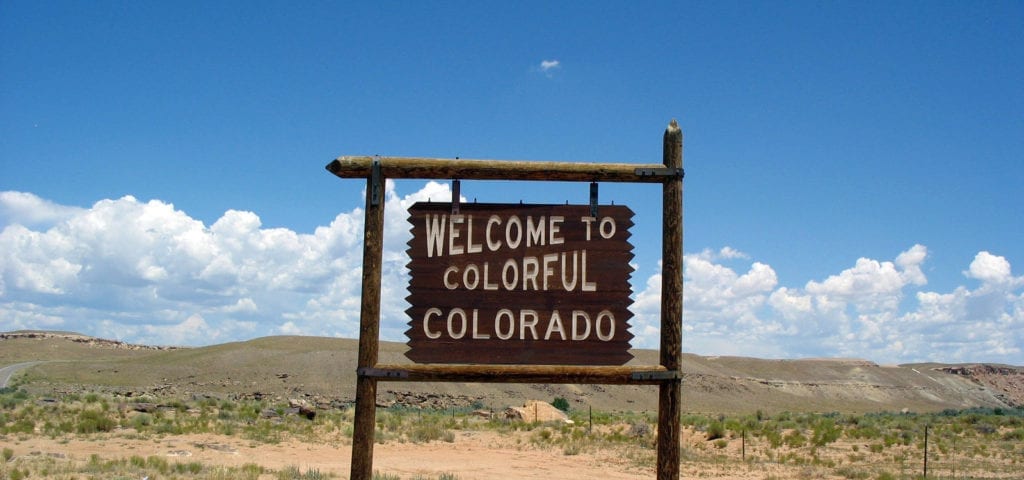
0 361 42 388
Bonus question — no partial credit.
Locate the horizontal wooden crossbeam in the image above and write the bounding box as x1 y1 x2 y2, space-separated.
326 156 675 183
359 364 673 385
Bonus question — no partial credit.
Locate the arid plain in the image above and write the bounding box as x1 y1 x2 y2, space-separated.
1 331 1021 479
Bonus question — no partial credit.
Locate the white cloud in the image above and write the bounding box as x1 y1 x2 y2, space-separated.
718 246 750 260
0 185 445 346
630 243 1022 364
539 59 560 71
1 189 1021 365
896 244 928 286
965 251 1016 285
0 191 84 229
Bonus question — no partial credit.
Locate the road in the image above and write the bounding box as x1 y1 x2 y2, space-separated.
0 361 42 388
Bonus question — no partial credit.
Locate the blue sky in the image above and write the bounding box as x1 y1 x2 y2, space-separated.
2 1 1022 364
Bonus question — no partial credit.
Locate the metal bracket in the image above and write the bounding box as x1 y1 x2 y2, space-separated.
589 182 599 218
631 370 682 381
370 157 383 206
452 179 461 214
635 167 684 179
357 367 409 379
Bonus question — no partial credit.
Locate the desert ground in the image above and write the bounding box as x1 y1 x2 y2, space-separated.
2 331 1022 479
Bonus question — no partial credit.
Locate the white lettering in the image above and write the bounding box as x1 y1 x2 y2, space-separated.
522 256 539 290
595 310 615 341
520 310 539 340
426 215 447 257
581 250 597 291
419 308 617 342
581 216 596 241
443 266 459 290
560 251 578 291
447 308 468 339
501 259 518 290
542 253 558 290
495 309 515 339
505 215 522 249
526 215 545 247
572 310 591 340
544 310 566 340
466 215 483 253
472 309 489 339
462 264 479 290
485 215 502 251
483 262 498 290
448 214 465 255
423 308 442 339
599 216 616 239
549 216 564 245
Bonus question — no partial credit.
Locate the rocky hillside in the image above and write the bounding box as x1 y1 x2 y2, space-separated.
935 364 1024 407
2 331 1021 414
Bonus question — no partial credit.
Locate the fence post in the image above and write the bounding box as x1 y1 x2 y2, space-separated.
923 424 929 478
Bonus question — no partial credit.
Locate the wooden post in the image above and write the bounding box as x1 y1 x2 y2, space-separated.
923 424 928 478
657 119 683 480
350 173 385 480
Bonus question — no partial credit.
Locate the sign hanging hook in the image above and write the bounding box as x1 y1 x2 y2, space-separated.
452 179 461 214
589 181 599 218
370 156 382 206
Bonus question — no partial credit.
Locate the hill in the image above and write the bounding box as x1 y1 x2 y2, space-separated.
2 330 1021 414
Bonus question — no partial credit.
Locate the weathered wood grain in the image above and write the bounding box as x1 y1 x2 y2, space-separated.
326 156 674 183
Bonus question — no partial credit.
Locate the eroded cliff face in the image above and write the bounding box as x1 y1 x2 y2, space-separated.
938 364 1024 407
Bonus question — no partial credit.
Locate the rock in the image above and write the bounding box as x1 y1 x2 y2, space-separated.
504 400 572 423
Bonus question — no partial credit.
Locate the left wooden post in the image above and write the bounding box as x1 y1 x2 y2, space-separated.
351 167 384 480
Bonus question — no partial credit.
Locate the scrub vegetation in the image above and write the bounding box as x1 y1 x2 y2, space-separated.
2 385 1022 479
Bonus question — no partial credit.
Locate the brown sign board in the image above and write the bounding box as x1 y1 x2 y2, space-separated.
405 202 635 365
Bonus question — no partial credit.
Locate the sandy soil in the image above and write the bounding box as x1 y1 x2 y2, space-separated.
8 425 1018 480
8 431 660 479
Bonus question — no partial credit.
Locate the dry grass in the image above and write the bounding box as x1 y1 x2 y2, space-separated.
3 382 1021 479
2 332 1023 478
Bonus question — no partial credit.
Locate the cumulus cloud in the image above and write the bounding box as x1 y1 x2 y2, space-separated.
631 243 1022 364
0 184 452 346
1 189 1021 364
0 191 84 229
965 251 1016 285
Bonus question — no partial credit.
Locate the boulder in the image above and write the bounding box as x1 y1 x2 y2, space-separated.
504 400 572 424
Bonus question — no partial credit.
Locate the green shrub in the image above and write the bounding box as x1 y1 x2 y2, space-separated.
551 397 570 412
77 409 116 433
784 429 806 448
812 417 842 446
6 418 34 434
409 417 452 443
706 420 725 441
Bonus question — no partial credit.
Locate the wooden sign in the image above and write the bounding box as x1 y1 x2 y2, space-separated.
405 202 635 365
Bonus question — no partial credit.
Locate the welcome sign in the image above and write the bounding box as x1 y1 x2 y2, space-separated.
405 202 635 365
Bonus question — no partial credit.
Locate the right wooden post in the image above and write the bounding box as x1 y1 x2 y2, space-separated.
658 119 683 480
